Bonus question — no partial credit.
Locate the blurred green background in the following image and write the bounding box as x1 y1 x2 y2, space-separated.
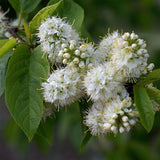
0 0 160 159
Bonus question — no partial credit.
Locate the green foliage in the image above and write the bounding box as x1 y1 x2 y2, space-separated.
146 87 160 105
23 21 31 44
0 38 16 58
8 0 41 14
80 130 92 152
29 1 62 33
63 0 84 31
5 45 50 141
0 51 11 97
136 69 160 86
48 0 84 32
133 86 154 132
36 116 55 145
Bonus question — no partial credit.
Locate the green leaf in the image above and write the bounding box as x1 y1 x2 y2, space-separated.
36 116 55 145
133 86 154 132
5 45 50 141
21 0 41 14
0 38 17 59
47 0 64 17
47 0 84 31
0 51 11 97
9 0 41 14
8 0 21 12
80 130 92 152
63 0 84 31
146 87 160 105
29 1 62 33
136 69 160 86
23 21 31 43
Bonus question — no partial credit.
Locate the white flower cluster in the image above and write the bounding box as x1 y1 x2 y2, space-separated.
42 67 82 108
39 17 155 135
83 32 155 135
0 8 8 37
85 97 138 135
38 17 79 63
98 31 154 80
58 40 103 70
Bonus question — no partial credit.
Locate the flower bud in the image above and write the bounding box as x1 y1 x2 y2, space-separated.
73 58 79 64
75 50 80 56
81 53 86 58
63 59 67 64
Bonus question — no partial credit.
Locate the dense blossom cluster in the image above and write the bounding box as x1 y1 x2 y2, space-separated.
0 8 8 37
38 17 79 63
39 16 156 135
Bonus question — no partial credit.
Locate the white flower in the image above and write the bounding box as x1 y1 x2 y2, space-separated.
59 41 104 70
84 97 138 135
42 67 82 107
38 16 79 63
84 62 126 102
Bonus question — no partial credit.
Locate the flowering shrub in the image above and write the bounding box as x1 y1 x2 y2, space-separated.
0 0 160 150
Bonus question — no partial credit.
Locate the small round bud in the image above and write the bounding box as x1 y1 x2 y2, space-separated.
123 122 129 127
70 40 76 45
141 43 146 49
137 49 143 56
119 126 125 133
63 48 68 52
73 58 79 64
112 113 118 119
63 59 67 64
119 110 124 115
129 119 136 126
68 62 74 68
58 50 63 57
131 33 138 40
75 50 80 56
81 53 86 58
144 54 149 58
123 41 128 47
122 116 128 122
103 123 111 130
88 63 93 69
111 126 118 134
147 63 154 71
69 44 75 50
138 39 144 45
61 43 67 48
109 119 115 124
79 61 85 69
63 53 70 59
126 126 131 132
122 32 130 40
132 43 137 49
79 45 87 52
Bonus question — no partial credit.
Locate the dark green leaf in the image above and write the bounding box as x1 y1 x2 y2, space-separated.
29 1 62 33
36 116 55 145
80 130 92 152
47 0 84 31
146 87 160 105
133 86 154 132
5 45 50 140
63 0 84 31
136 69 160 86
0 51 11 97
21 0 41 13
9 0 41 14
8 0 21 12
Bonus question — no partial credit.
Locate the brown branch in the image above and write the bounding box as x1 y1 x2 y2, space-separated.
7 27 26 43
